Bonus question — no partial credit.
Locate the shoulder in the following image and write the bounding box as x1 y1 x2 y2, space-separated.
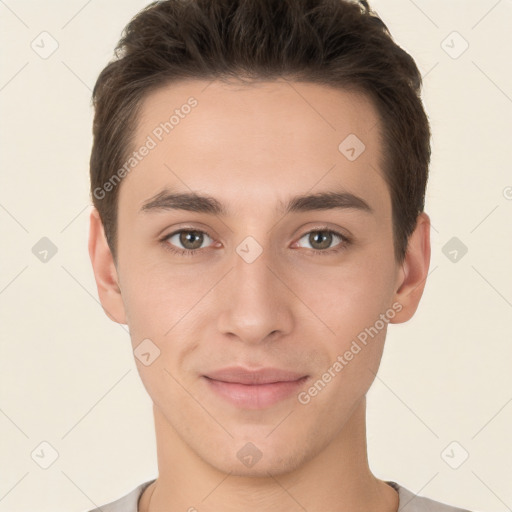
83 479 156 512
387 481 474 512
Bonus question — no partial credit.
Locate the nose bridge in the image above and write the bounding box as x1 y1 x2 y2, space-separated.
233 241 275 301
216 238 293 344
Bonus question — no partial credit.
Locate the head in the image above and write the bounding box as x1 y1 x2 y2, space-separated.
89 0 431 477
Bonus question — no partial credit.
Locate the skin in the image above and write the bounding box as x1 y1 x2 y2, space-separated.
89 79 430 512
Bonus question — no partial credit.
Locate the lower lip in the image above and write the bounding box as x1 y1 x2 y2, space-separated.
203 376 309 409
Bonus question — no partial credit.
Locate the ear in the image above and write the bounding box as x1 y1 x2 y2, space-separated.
88 207 127 325
390 212 431 324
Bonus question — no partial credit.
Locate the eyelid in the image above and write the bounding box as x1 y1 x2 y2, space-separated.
297 225 351 241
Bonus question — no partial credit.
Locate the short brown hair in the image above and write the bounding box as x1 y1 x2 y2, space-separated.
90 0 431 264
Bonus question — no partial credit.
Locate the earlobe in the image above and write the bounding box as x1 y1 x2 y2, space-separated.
390 212 431 324
88 207 127 325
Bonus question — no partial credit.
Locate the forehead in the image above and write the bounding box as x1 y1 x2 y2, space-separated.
121 79 389 218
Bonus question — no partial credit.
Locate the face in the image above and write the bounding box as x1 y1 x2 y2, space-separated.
90 79 429 477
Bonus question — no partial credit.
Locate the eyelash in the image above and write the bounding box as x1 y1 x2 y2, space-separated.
160 227 351 257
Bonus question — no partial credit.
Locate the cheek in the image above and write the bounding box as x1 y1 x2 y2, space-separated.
119 266 205 399
290 251 397 344
119 257 215 346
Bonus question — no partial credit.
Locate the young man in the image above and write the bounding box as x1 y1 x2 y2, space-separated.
87 1 471 511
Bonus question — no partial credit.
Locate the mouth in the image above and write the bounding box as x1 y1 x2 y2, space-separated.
202 366 309 409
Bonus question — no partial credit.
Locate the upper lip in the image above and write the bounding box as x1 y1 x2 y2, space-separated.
204 366 308 385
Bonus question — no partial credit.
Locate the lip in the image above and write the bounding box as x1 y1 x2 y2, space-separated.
203 366 309 409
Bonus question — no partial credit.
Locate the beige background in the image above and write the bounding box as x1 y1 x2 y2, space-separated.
0 1 511 511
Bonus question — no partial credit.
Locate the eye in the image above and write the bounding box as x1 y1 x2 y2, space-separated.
159 227 350 257
162 229 214 255
295 229 349 254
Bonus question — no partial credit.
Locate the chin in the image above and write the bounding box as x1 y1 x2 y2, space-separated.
199 438 311 478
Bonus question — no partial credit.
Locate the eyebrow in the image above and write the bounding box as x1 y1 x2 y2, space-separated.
140 189 374 216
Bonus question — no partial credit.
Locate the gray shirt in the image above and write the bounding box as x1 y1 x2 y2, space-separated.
85 479 472 512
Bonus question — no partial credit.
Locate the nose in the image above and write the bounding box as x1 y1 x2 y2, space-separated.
216 242 294 345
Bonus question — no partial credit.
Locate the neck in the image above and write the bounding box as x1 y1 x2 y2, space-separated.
140 397 398 512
